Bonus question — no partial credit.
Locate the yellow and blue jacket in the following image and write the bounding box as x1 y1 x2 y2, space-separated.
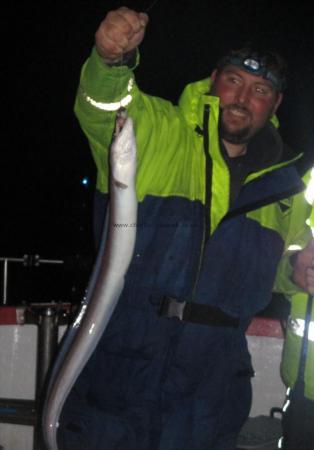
75 47 305 320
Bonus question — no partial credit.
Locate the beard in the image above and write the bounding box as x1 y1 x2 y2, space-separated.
218 105 252 144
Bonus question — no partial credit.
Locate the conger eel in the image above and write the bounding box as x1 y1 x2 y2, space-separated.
42 110 137 450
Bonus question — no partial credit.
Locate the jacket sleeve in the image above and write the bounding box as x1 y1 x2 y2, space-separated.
74 47 184 195
74 47 140 193
273 171 313 296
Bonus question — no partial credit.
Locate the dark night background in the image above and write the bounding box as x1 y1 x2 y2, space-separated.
2 0 314 305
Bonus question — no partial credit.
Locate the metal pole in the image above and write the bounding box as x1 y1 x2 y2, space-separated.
3 259 8 305
36 307 59 398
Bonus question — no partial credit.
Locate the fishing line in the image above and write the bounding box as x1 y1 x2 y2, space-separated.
116 0 160 13
144 0 159 12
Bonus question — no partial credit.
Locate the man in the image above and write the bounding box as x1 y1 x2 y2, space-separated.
58 7 307 450
274 171 314 450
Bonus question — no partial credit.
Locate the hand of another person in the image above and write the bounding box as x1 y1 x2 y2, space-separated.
95 7 149 62
292 240 314 294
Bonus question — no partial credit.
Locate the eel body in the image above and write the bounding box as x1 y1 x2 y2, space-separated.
42 113 137 450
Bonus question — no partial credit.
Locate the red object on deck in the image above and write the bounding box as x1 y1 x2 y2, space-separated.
246 317 284 338
0 307 22 325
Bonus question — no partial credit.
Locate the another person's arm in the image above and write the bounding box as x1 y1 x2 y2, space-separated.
274 174 313 295
290 239 314 294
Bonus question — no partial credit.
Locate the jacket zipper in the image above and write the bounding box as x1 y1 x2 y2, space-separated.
191 104 212 299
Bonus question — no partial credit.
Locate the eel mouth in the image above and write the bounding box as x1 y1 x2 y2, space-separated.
114 107 128 137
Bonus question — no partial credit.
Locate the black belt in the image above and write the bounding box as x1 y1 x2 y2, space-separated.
159 296 239 328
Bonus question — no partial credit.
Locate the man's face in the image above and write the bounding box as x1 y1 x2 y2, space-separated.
210 65 283 144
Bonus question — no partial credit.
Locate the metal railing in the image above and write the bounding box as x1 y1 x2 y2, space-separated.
0 255 74 450
0 255 64 305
